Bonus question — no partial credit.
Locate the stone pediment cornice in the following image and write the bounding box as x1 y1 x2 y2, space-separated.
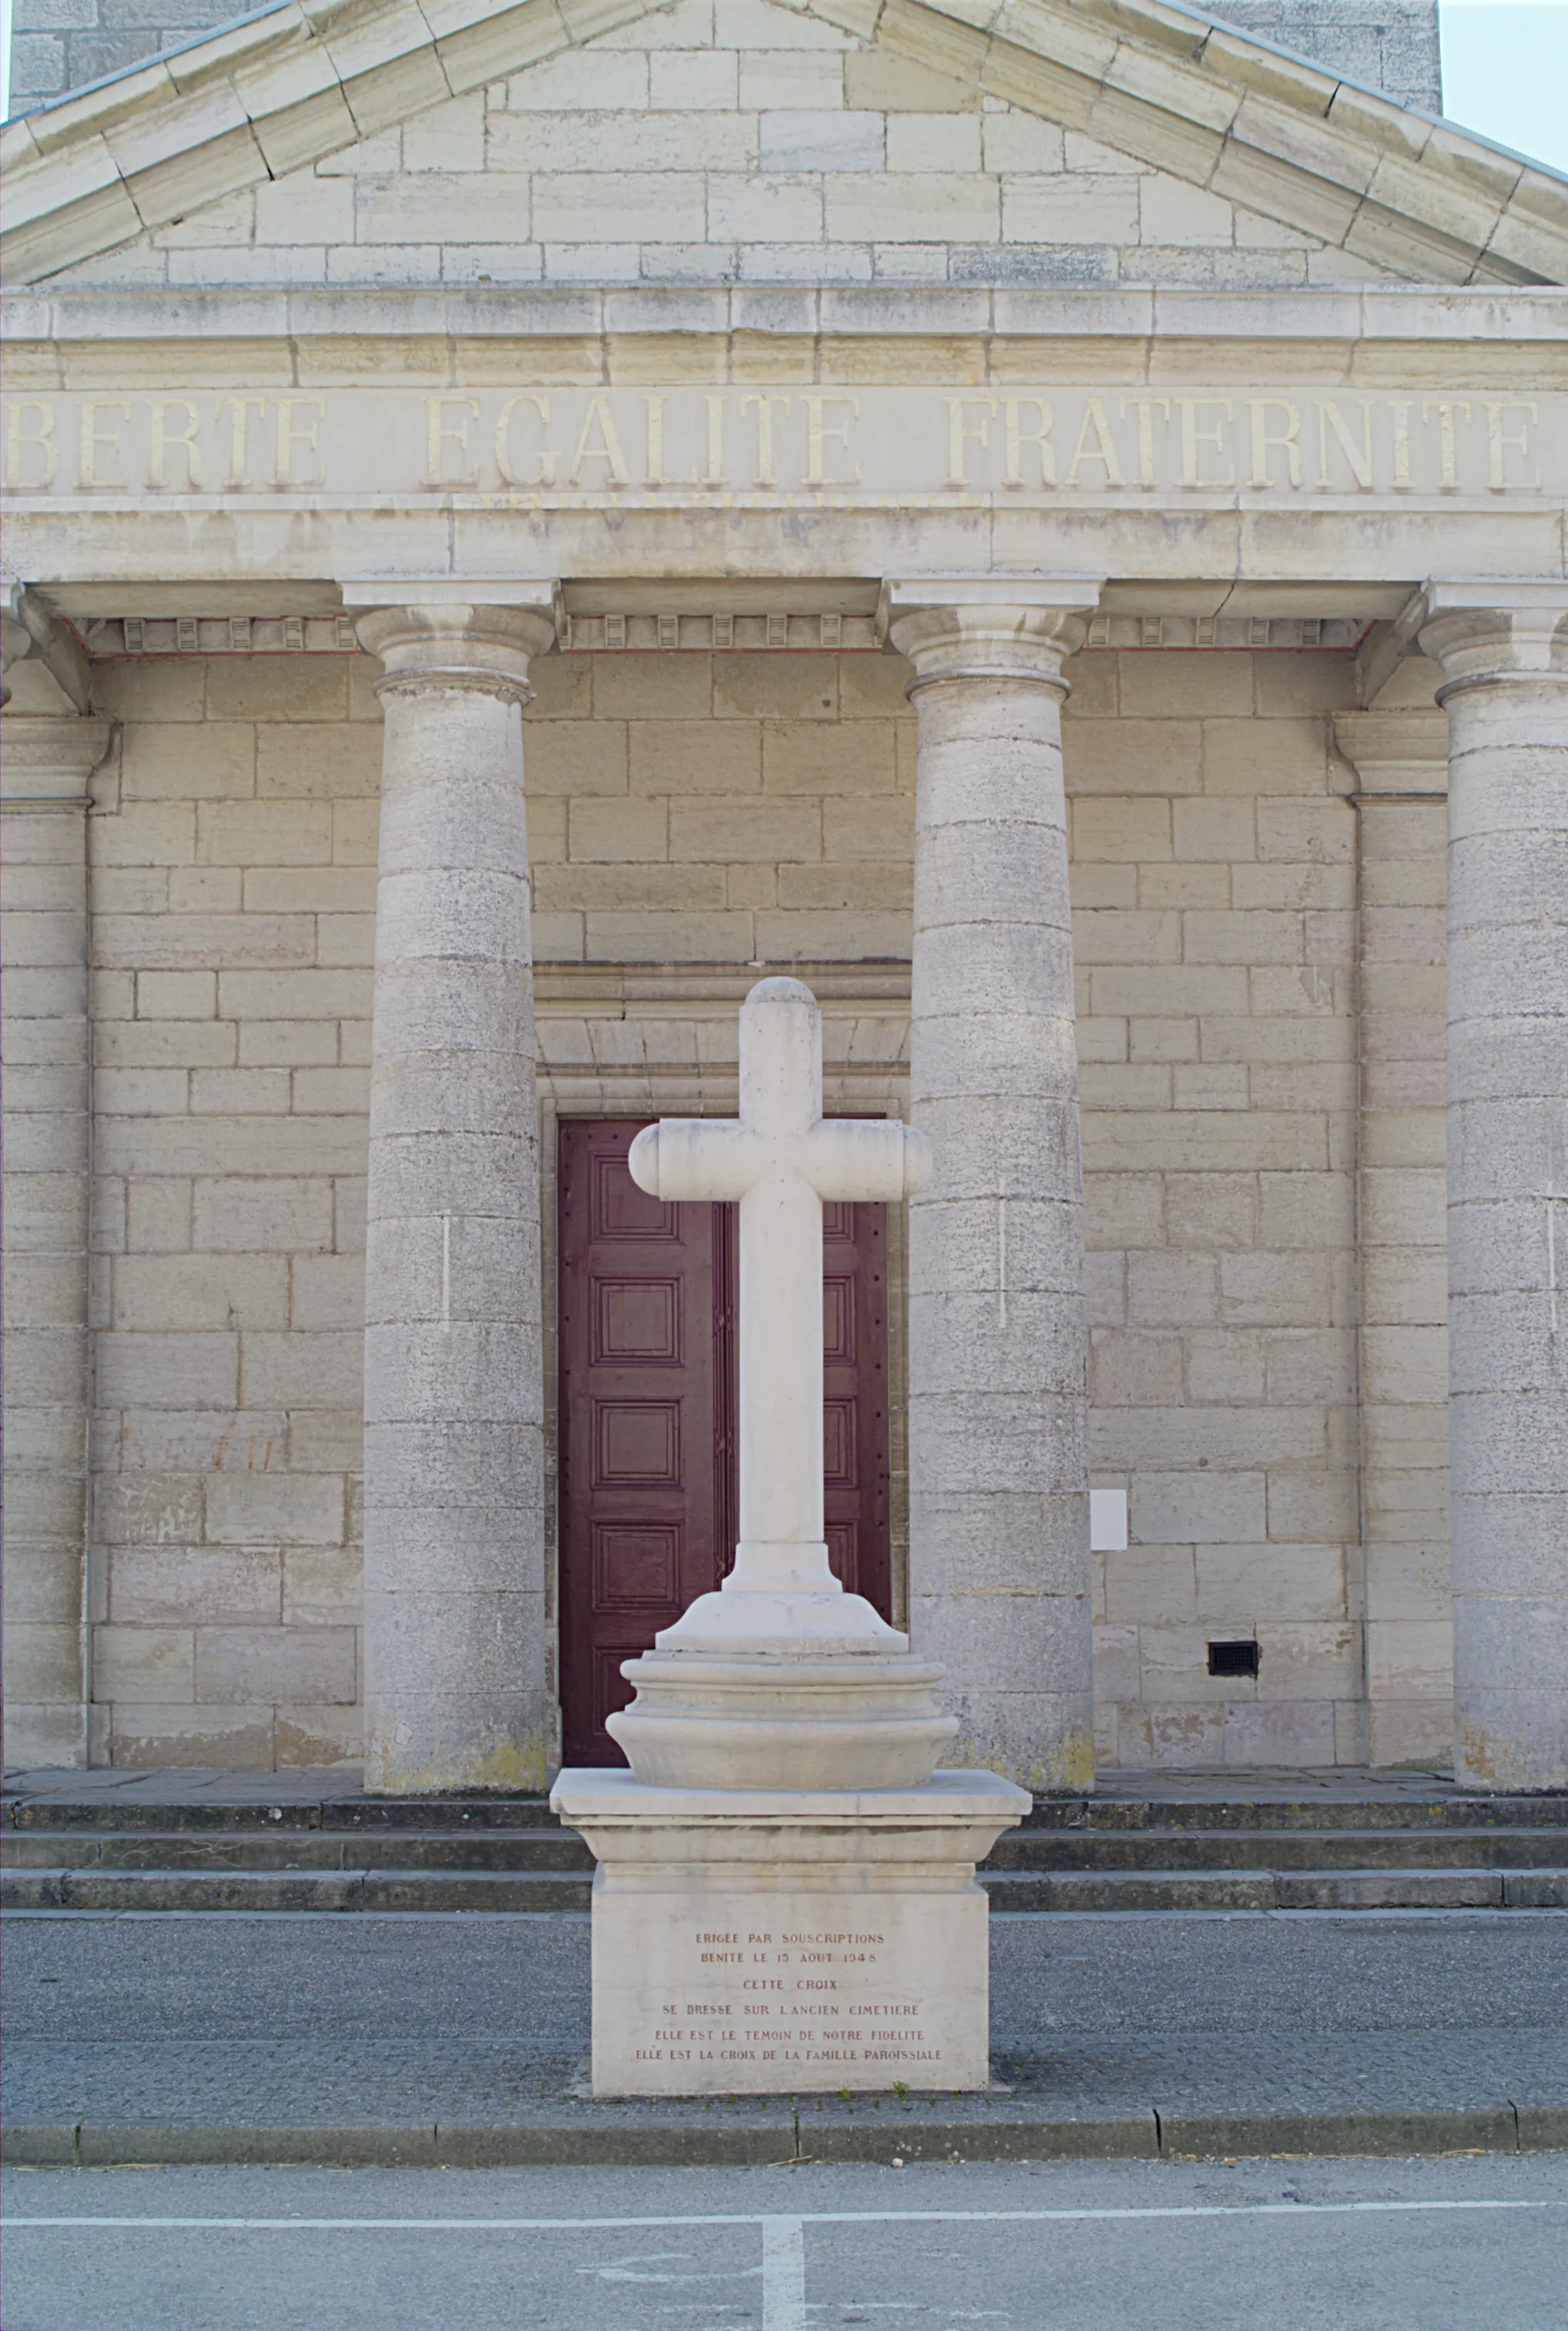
5 281 1568 381
2 0 1566 291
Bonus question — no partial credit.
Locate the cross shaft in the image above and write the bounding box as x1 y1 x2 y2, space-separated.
630 978 930 1601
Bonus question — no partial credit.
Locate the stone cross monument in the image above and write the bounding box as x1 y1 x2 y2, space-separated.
553 978 1030 2095
625 974 926 1635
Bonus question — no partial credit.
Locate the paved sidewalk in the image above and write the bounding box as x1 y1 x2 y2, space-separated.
5 1905 1565 2164
4 1763 1473 1810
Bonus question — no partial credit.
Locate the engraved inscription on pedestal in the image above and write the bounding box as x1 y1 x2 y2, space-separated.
591 1889 989 2095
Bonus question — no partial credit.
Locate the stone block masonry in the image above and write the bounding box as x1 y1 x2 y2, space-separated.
46 7 1437 299
8 0 240 111
7 0 1443 143
64 636 1409 1772
1065 646 1374 1771
1214 2 1441 116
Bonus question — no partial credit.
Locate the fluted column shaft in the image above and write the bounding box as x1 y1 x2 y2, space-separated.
888 588 1099 1793
1419 587 1568 1793
354 601 555 1793
2 713 112 1768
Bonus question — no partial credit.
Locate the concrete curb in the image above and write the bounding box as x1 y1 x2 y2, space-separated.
5 2104 1563 2168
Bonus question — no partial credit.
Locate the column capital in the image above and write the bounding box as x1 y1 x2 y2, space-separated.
0 713 112 807
345 582 559 707
2 584 92 714
1416 580 1568 699
880 576 1104 693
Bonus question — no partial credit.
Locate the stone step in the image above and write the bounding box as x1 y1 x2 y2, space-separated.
0 1829 595 1873
985 1826 1568 1872
6 1820 1566 1877
2 1867 591 1913
1 1796 561 1834
982 1868 1568 1912
6 1863 1566 1914
11 1789 1568 1835
1016 1797 1568 1833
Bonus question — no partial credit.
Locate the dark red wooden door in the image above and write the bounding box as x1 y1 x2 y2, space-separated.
822 1197 891 1614
558 1120 892 1765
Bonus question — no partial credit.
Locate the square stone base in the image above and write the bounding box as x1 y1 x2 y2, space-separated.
551 1769 1030 2097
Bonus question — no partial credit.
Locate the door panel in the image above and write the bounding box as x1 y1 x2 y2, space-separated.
558 1120 891 1765
822 1196 891 1615
559 1120 730 1766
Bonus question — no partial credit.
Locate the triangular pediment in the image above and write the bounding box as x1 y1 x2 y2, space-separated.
2 0 1565 290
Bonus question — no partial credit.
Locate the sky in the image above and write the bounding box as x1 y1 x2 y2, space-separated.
1439 1 1568 172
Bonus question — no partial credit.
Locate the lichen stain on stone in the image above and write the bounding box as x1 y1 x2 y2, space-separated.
944 1728 1095 1798
1458 1721 1568 1795
1047 1727 1097 1798
364 1727 548 1796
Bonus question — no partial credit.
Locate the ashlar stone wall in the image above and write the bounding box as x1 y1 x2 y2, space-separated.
7 0 1442 136
1068 649 1366 1769
86 649 379 1767
50 0 1410 295
80 636 1450 1771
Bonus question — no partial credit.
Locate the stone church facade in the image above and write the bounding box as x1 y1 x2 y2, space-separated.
2 0 1564 1792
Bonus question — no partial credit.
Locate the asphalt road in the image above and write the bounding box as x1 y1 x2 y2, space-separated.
5 2154 1566 2329
6 1907 1566 2125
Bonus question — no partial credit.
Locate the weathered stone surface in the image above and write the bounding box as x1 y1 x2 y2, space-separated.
354 600 555 1795
1419 591 1568 1793
2 712 112 1769
890 589 1099 1794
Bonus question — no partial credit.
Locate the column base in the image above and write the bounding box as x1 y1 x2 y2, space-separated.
551 1768 1029 2096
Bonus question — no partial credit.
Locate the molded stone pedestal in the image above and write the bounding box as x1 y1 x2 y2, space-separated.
551 1768 1029 2096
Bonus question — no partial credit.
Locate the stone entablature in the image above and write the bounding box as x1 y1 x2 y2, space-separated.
7 381 1561 502
4 289 1564 592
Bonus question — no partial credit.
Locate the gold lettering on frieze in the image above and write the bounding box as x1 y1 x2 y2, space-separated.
495 393 558 488
1120 397 1170 489
2 386 1560 502
427 395 480 488
645 392 699 488
704 391 725 487
274 398 325 488
1177 397 1235 489
1067 396 1124 488
214 395 269 489
1390 397 1414 489
1247 397 1302 489
1315 397 1375 491
1422 397 1472 488
741 391 790 488
1483 400 1541 489
1004 397 1054 488
946 395 996 488
149 397 202 491
6 398 58 488
569 395 631 488
78 398 131 489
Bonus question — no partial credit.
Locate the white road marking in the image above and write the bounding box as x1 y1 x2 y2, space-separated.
762 2216 806 2331
5 2201 1557 2231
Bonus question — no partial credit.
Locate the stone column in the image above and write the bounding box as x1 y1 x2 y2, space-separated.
1418 584 1568 1793
886 579 1102 1794
352 594 556 1794
2 710 112 1768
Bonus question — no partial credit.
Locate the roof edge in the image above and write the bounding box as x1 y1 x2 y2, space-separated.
1 0 1563 291
5 279 1566 347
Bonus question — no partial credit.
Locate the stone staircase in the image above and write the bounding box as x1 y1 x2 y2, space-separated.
5 1769 1566 1913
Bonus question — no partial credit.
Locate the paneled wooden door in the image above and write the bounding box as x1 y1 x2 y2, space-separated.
558 1119 892 1765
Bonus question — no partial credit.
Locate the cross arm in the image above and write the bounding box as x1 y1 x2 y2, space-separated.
802 1119 932 1203
628 1119 766 1203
